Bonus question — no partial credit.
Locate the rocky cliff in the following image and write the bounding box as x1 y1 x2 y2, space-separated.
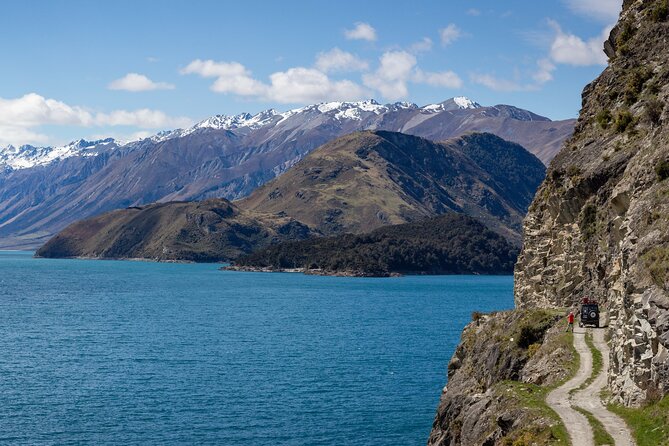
429 2 669 444
428 310 575 445
515 0 669 405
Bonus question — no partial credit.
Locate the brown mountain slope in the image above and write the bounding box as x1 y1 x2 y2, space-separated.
240 131 546 245
35 199 312 262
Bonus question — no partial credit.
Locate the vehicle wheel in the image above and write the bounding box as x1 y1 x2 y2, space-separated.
579 322 583 328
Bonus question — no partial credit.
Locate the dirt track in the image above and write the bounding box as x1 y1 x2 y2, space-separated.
546 325 635 446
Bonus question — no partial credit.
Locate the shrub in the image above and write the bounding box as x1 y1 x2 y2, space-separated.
656 159 669 181
614 110 635 133
642 246 669 288
596 109 613 129
651 0 669 22
580 204 598 240
645 98 664 125
625 68 653 105
616 20 635 48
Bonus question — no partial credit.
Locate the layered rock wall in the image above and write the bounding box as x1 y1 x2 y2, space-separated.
514 0 669 405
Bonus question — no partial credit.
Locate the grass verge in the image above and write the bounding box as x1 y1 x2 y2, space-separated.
608 396 669 446
494 331 578 445
496 381 570 445
573 406 615 445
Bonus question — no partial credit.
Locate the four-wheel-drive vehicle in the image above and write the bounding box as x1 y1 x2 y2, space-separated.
579 298 600 328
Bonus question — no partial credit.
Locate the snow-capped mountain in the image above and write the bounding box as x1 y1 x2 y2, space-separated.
157 97 479 140
0 97 575 249
0 138 118 170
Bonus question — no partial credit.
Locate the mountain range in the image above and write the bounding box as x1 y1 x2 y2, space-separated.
36 130 546 261
0 97 572 249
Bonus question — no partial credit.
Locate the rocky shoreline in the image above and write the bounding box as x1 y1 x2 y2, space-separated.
221 265 401 277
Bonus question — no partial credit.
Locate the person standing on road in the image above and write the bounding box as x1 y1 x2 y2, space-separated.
566 311 575 332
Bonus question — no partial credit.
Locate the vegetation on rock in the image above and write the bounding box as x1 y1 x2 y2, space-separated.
231 214 519 276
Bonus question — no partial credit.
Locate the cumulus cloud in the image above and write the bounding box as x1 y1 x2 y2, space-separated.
563 0 621 22
182 59 368 103
470 74 529 92
181 59 267 96
362 51 463 100
108 73 175 92
548 20 609 66
344 22 377 41
471 57 556 93
409 37 433 54
315 48 369 73
439 24 462 46
363 51 417 99
414 69 463 89
533 58 556 84
0 93 191 147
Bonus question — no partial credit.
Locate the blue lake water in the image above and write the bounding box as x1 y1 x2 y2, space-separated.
0 251 514 445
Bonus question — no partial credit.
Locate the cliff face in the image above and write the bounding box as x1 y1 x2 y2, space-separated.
515 0 669 405
428 310 575 445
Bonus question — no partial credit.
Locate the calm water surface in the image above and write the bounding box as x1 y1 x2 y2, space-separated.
0 251 513 445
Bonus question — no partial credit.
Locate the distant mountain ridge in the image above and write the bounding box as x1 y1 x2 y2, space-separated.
0 97 571 249
37 131 546 261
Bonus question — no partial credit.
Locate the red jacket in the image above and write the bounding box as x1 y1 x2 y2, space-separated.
568 313 575 323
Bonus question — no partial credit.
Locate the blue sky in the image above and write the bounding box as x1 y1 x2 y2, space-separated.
0 0 621 147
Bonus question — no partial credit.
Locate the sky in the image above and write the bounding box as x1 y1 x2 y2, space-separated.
0 0 622 147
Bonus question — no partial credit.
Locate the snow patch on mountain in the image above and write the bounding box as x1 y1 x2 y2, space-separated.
453 96 481 109
0 139 117 170
422 96 481 113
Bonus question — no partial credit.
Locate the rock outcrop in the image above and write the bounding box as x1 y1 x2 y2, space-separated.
514 0 669 405
428 310 575 446
428 2 669 444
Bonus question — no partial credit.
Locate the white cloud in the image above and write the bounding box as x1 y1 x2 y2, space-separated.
108 73 175 92
533 58 556 84
95 109 191 128
315 48 369 73
267 68 368 103
470 73 530 92
414 69 463 89
362 51 462 100
471 57 556 93
409 37 433 54
563 0 621 22
363 51 417 100
0 93 192 147
548 20 609 66
439 24 462 46
182 59 368 104
466 8 481 16
0 93 94 127
0 125 49 147
344 22 377 41
181 59 267 96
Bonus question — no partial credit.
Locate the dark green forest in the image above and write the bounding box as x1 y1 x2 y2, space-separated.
233 214 519 276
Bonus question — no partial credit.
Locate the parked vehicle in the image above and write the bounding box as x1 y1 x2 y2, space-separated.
579 298 600 328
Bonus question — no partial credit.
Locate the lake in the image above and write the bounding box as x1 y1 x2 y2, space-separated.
0 251 514 445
